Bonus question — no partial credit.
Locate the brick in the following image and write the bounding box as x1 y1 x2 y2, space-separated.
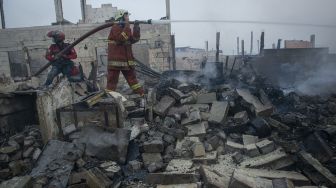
197 92 217 104
240 148 294 170
208 101 229 125
143 140 164 153
235 168 310 185
186 122 207 137
200 165 230 188
154 96 176 116
256 139 275 154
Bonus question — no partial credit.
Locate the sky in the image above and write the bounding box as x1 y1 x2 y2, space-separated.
3 0 336 54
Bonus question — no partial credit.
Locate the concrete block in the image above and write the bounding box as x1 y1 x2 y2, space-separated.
256 139 275 154
192 142 206 157
143 140 164 153
200 165 230 188
62 124 77 136
146 173 199 185
242 135 258 145
154 96 176 116
244 144 260 157
186 122 207 137
197 92 217 104
240 148 294 170
235 168 310 185
142 153 163 166
85 167 113 188
168 87 187 100
225 141 244 153
0 146 18 154
167 106 189 117
236 88 273 117
208 101 229 125
234 111 249 124
181 108 201 125
186 104 210 112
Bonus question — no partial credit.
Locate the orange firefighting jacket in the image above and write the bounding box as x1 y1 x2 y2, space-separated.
107 23 140 68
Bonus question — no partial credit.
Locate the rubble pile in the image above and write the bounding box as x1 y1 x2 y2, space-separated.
1 69 336 188
0 126 42 182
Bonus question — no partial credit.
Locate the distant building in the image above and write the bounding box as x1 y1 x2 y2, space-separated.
80 4 117 24
284 40 313 49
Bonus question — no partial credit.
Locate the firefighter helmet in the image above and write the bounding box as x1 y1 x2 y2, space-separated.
114 9 130 21
47 30 65 43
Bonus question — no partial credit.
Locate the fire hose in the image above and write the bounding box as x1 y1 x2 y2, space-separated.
30 20 153 79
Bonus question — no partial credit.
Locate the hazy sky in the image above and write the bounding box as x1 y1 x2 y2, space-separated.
3 0 336 54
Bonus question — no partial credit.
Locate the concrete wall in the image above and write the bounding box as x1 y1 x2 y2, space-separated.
0 22 170 86
82 4 117 24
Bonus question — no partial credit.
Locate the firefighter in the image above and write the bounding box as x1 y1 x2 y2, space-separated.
44 30 79 86
107 9 144 96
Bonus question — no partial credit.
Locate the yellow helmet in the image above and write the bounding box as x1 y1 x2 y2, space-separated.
115 9 130 21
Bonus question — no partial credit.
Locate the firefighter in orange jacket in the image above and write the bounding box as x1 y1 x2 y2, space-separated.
107 9 144 96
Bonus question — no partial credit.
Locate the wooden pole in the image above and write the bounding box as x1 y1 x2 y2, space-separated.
260 32 265 54
250 31 253 55
237 37 240 55
216 32 220 62
171 35 176 70
241 40 245 57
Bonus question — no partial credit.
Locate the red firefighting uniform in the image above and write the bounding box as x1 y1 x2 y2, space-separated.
107 22 144 95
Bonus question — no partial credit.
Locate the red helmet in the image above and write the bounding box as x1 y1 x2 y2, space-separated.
47 30 65 42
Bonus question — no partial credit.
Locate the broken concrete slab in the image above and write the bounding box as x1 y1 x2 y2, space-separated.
208 101 229 125
0 175 32 188
146 173 199 185
240 148 294 170
176 137 200 150
235 168 310 185
299 150 336 187
236 88 273 117
186 122 207 137
180 92 197 105
181 108 201 125
242 135 258 145
72 126 130 164
167 106 189 117
142 139 164 153
197 92 217 104
62 124 77 136
229 170 273 188
256 139 275 154
186 104 210 112
142 153 163 166
158 126 185 140
200 165 230 188
30 140 83 188
154 96 176 116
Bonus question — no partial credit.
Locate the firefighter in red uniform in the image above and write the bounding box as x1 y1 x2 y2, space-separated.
107 9 144 96
44 30 79 86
